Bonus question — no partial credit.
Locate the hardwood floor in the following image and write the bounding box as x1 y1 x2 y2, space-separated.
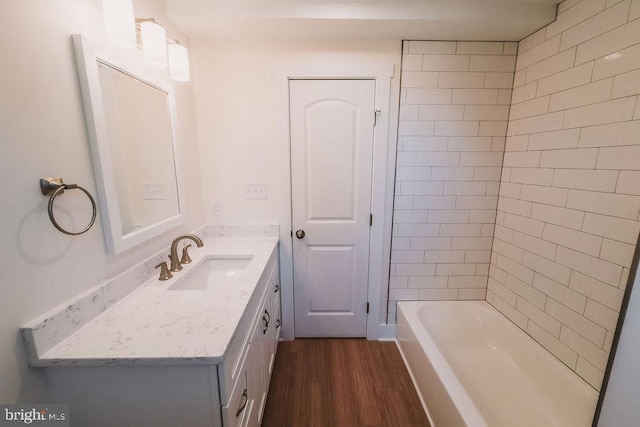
262 339 430 427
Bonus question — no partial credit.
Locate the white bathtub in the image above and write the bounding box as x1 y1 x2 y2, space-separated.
396 301 598 427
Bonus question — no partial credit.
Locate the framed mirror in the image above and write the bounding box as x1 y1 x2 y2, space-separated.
73 35 185 254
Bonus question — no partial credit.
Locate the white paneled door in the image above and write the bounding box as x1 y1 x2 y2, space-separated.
289 79 375 337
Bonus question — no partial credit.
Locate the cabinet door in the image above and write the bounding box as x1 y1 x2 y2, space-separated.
272 291 282 355
246 306 265 427
269 279 281 377
258 296 273 424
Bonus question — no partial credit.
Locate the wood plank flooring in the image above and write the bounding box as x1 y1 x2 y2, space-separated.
262 339 431 427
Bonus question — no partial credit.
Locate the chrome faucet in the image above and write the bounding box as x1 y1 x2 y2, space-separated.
169 234 204 272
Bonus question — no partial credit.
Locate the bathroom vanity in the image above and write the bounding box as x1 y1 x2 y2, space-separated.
22 233 280 427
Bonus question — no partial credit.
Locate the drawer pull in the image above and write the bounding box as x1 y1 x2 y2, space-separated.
263 310 271 334
236 388 248 417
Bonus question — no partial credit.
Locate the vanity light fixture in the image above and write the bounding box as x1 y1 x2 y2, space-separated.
102 0 136 48
168 41 190 82
138 18 168 68
101 0 191 81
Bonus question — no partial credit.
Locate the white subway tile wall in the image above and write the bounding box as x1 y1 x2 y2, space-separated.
390 41 516 321
392 0 640 392
489 0 640 391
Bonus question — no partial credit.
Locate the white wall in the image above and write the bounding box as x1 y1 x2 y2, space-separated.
598 253 640 425
192 40 401 225
0 0 204 403
191 40 402 338
489 0 640 390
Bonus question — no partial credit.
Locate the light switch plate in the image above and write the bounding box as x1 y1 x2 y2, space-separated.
142 183 166 200
244 183 268 199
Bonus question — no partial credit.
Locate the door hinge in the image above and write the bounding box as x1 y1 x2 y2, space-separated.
366 302 370 314
290 230 293 238
373 109 380 127
370 213 373 226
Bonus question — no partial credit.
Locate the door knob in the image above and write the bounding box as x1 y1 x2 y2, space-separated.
295 229 306 239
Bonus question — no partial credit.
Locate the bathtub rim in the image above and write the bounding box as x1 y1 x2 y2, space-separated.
395 299 599 427
396 300 487 427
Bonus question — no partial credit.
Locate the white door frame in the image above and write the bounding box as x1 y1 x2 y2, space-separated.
272 61 399 340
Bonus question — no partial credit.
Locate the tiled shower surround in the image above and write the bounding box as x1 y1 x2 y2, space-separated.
391 0 640 391
490 0 640 390
390 41 517 318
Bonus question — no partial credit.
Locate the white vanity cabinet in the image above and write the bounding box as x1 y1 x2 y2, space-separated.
219 254 281 427
40 244 281 427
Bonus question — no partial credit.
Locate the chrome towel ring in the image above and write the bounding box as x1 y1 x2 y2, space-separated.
40 177 97 236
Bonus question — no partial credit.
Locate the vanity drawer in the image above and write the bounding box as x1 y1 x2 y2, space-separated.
222 299 266 427
272 294 282 360
221 371 253 427
218 248 278 404
218 295 260 406
271 264 281 345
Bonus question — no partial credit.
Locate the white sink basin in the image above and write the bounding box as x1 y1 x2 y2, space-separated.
168 256 253 291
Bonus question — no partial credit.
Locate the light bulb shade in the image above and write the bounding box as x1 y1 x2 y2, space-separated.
140 20 167 68
102 0 136 48
168 43 190 82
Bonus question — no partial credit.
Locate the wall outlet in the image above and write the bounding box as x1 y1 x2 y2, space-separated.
244 183 268 199
142 183 166 200
210 199 222 216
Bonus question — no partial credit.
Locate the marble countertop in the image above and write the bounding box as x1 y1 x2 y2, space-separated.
26 236 279 367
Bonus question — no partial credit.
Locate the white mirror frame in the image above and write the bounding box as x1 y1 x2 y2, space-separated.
72 34 185 254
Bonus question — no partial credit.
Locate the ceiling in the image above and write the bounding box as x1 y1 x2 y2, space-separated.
166 0 560 42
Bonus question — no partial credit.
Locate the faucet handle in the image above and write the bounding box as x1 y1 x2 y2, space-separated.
155 261 173 281
181 244 193 264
